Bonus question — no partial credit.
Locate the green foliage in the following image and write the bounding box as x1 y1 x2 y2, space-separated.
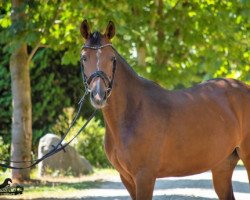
43 166 78 177
0 49 11 136
30 47 89 148
0 136 10 162
0 44 11 165
2 0 250 87
31 48 70 145
74 117 109 168
1 1 250 86
52 108 110 168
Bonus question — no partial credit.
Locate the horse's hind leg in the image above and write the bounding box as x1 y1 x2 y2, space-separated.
237 138 250 183
211 150 239 200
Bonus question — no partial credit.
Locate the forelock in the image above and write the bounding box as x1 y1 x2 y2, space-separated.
89 31 102 47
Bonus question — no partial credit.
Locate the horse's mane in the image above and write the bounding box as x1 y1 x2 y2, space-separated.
111 46 138 78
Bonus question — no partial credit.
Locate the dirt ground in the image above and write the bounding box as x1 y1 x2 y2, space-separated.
1 166 249 200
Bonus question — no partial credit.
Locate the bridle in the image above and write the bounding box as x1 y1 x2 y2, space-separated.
81 43 117 98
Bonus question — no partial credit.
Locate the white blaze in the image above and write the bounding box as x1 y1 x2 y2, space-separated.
96 49 102 70
95 49 103 97
96 78 102 97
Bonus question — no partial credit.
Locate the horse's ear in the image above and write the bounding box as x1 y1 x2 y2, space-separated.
80 19 91 39
105 21 115 40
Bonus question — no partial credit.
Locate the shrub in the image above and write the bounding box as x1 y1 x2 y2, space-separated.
0 136 10 165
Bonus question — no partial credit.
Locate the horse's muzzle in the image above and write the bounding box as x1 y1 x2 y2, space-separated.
90 88 107 109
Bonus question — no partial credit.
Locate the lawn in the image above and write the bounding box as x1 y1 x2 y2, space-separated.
0 168 118 199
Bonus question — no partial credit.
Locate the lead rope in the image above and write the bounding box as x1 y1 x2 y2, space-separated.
0 90 96 169
0 108 97 169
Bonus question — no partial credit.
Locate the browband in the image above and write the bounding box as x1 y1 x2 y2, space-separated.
82 43 113 50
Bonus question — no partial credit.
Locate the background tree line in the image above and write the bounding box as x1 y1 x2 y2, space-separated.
0 0 249 182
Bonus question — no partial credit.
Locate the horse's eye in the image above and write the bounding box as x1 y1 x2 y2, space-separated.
111 56 116 62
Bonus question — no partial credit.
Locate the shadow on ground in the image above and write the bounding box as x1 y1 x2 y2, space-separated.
155 179 250 194
79 195 217 200
0 196 217 200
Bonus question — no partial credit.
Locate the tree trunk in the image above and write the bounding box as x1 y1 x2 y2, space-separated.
137 46 146 67
10 0 32 182
155 0 165 67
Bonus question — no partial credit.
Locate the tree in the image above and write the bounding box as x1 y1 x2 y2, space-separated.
10 0 32 181
1 0 87 181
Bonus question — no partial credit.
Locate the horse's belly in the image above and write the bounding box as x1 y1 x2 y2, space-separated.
157 157 220 178
157 131 238 178
156 102 240 177
157 153 230 178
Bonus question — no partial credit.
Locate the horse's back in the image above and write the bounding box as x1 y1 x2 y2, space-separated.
191 78 250 96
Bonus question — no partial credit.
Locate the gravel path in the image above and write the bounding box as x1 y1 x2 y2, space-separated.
79 166 250 200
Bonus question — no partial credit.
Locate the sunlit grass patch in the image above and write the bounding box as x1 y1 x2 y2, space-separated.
24 180 101 193
0 168 118 199
92 167 118 176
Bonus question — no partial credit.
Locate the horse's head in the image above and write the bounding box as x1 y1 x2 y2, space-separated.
80 20 116 109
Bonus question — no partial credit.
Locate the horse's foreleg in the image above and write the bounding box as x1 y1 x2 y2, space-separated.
120 174 136 200
211 150 239 200
135 171 156 200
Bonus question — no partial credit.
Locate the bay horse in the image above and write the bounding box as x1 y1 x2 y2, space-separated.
80 20 250 200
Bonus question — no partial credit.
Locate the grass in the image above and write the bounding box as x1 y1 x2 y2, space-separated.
23 181 101 194
0 167 118 199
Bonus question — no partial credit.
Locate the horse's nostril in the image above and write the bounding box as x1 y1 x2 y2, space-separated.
90 90 107 109
94 92 102 101
91 90 106 102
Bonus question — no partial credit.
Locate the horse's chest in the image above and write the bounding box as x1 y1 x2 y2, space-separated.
105 144 124 173
104 131 131 172
104 131 118 164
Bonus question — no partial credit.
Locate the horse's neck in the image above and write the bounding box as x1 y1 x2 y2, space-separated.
102 55 141 133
